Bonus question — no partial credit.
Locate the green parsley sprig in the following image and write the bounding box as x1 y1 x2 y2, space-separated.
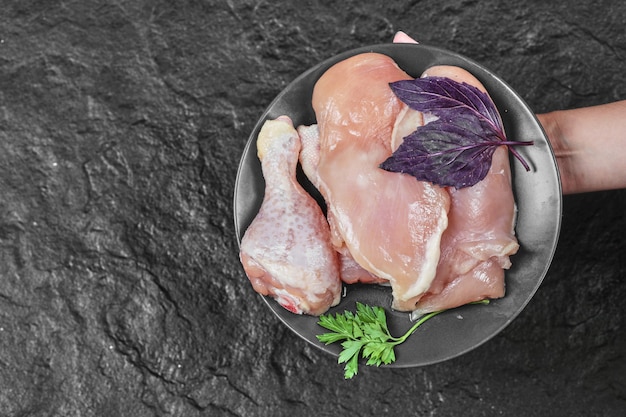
316 300 488 379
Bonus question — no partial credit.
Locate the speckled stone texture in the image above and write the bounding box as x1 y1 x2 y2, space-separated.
1 1 625 416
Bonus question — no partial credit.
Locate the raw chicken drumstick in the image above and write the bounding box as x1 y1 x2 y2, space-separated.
239 116 342 316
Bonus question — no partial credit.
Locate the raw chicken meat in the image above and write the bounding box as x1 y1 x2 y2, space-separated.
298 124 387 285
412 144 519 315
390 65 520 315
296 124 322 188
239 116 342 316
311 53 451 311
240 49 519 317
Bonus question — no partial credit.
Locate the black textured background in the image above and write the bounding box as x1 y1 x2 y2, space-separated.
1 1 625 416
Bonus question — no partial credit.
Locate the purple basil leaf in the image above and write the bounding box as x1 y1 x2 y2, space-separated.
382 76 533 188
380 114 499 188
390 77 505 140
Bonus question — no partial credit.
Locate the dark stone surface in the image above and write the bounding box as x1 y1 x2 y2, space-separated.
1 0 625 416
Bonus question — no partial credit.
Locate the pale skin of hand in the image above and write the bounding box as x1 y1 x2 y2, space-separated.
536 104 626 194
394 31 626 195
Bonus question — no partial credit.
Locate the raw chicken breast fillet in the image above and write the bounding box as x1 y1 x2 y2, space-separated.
239 116 342 316
412 145 519 315
311 53 451 311
391 65 520 315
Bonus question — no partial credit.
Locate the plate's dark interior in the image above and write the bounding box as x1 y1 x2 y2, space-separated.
233 43 562 367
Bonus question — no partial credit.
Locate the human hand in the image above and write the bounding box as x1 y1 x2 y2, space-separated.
392 31 419 44
537 104 626 194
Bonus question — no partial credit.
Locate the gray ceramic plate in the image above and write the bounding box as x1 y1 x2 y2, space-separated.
233 43 562 367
